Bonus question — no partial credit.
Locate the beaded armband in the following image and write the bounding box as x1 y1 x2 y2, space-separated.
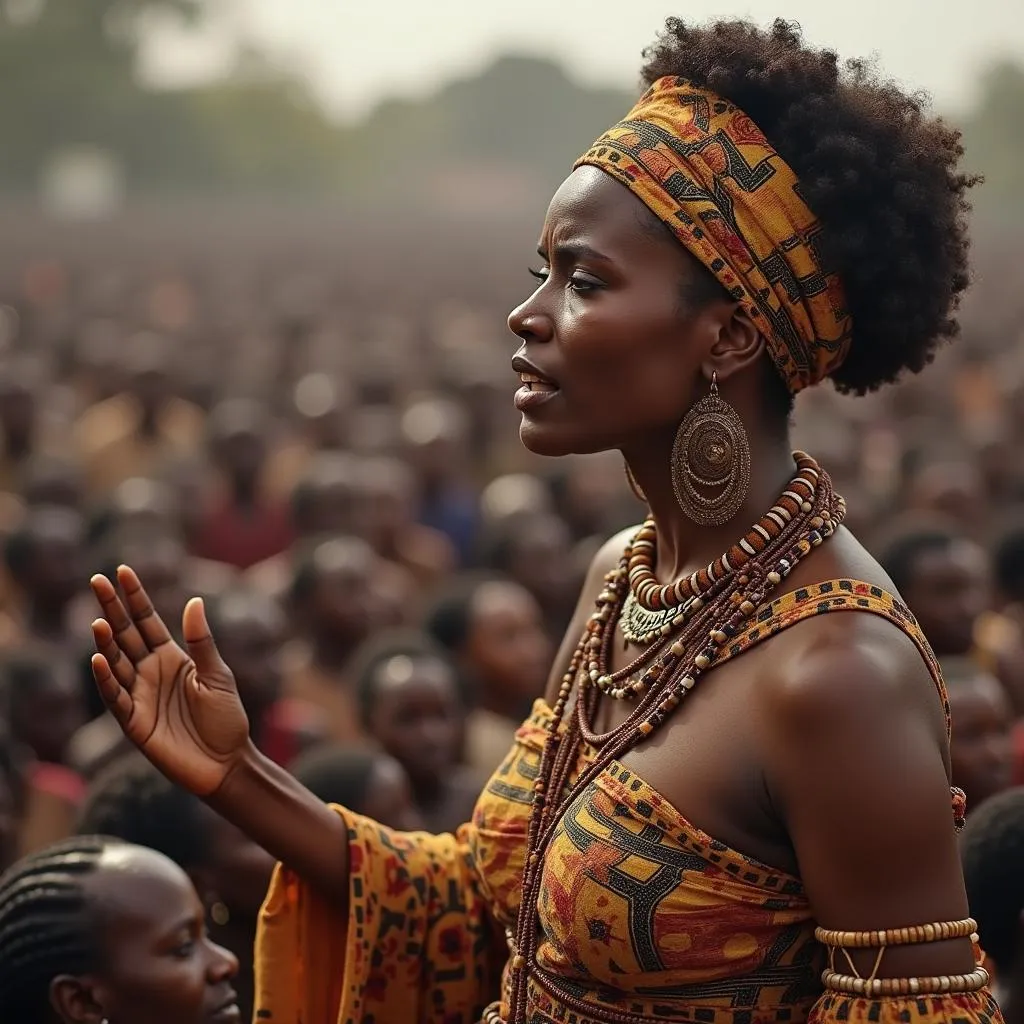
814 918 988 998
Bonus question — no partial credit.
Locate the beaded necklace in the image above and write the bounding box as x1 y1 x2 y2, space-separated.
505 456 845 1023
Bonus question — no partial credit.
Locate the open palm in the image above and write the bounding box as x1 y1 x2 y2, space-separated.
90 566 251 797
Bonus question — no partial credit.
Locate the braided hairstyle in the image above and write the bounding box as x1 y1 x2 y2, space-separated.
0 835 114 1021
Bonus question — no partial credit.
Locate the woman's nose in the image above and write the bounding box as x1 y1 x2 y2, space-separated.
507 300 554 345
207 939 240 982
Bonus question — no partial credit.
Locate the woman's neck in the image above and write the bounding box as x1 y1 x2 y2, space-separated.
623 426 795 585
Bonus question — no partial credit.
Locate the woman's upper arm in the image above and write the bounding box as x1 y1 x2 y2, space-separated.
762 621 975 976
543 526 636 705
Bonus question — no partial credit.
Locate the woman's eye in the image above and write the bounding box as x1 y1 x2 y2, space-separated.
528 266 549 282
568 273 600 293
173 940 196 959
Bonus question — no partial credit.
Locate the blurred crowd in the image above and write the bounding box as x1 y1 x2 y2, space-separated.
1 227 1024 1018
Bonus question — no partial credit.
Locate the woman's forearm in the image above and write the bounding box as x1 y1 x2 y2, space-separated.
209 741 350 908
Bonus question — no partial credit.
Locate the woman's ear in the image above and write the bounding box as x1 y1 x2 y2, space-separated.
49 974 107 1024
704 307 766 384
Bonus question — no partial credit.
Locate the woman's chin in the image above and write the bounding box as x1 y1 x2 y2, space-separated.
518 419 609 458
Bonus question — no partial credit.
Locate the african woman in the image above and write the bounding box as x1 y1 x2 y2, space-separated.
86 18 999 1024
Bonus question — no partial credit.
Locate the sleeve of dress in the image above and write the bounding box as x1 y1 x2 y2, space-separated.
253 805 506 1024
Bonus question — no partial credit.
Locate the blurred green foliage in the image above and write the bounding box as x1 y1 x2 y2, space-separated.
0 0 1020 207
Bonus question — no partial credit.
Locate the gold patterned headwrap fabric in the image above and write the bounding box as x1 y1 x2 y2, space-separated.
574 76 852 393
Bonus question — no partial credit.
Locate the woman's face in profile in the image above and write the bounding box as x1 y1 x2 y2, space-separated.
507 165 722 459
53 845 240 1024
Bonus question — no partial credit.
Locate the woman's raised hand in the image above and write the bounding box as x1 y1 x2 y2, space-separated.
90 566 252 797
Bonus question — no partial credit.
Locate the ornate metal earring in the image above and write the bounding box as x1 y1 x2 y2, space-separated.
671 371 751 526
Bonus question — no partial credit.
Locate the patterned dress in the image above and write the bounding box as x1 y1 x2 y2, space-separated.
254 581 1003 1024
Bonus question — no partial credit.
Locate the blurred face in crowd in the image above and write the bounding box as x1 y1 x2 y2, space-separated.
15 507 85 608
354 457 417 550
0 378 35 448
365 654 464 794
501 513 575 618
209 402 269 491
212 595 286 722
359 753 424 832
294 456 359 537
507 166 725 457
305 538 378 647
8 658 85 765
465 580 552 711
53 845 240 1024
948 669 1014 811
902 539 990 657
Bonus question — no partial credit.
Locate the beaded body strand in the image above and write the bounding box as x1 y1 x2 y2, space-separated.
505 456 845 1023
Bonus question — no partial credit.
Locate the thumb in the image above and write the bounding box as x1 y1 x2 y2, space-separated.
182 598 230 680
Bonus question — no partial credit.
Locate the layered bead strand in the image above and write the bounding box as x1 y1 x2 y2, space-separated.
506 456 844 1024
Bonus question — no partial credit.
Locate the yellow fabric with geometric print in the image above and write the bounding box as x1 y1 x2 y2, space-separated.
575 77 852 394
254 581 1001 1024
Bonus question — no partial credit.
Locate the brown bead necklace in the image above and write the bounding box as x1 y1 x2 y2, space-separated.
505 455 845 1024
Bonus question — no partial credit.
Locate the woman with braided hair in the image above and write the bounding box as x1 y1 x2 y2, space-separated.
0 836 240 1023
86 17 997 1024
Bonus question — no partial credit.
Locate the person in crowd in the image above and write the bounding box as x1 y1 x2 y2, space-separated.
79 757 274 1023
244 450 361 601
74 332 205 496
86 18 999 1023
3 650 87 856
425 573 552 774
354 629 484 833
1 505 87 649
0 355 63 496
354 455 456 588
281 536 381 741
263 373 355 500
401 396 480 565
20 456 85 512
943 656 1014 813
0 719 26 872
190 399 294 571
0 836 241 1024
291 743 424 832
879 523 991 659
961 787 1024 1023
480 509 580 640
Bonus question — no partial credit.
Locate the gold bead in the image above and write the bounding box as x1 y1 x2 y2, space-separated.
767 571 782 585
639 722 653 736
681 675 696 690
695 653 711 669
670 641 685 657
740 600 755 615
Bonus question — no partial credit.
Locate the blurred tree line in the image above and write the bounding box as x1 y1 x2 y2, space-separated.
0 0 1021 208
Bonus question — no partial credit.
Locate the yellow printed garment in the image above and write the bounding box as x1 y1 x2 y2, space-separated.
254 581 1003 1024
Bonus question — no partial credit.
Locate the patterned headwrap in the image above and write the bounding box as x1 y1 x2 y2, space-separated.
574 76 852 394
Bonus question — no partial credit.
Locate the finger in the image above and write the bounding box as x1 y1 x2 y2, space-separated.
116 565 173 649
91 653 135 730
90 573 150 664
182 597 231 681
91 619 137 690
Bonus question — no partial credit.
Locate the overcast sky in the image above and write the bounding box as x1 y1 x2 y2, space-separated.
147 0 1024 120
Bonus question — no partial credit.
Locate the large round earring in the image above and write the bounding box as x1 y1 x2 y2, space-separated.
671 371 751 526
210 900 230 927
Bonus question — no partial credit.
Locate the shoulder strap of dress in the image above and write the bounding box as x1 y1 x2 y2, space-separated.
711 578 950 739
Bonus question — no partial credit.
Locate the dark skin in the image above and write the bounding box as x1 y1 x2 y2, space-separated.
901 541 990 658
463 580 552 720
946 670 1013 810
9 661 85 765
50 845 240 1024
89 167 973 980
364 654 480 832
